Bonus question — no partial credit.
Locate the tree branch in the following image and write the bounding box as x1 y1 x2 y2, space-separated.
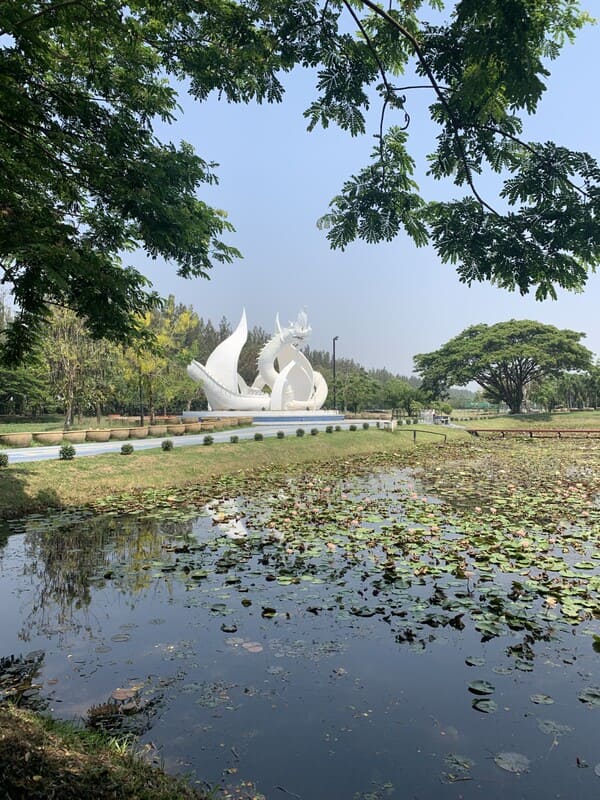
10 0 85 32
357 0 500 216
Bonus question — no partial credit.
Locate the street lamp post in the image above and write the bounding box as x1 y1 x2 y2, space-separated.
332 336 339 411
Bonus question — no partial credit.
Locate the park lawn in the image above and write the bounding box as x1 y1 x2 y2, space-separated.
0 427 467 520
460 410 600 430
0 416 131 434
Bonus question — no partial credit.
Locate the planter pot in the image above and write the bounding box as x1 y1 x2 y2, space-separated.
86 429 111 443
109 428 131 440
129 427 149 439
62 431 87 444
184 422 202 433
33 432 64 445
148 425 168 436
166 425 186 436
0 432 33 447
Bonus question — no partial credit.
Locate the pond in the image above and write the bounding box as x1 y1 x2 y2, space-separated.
2 444 600 799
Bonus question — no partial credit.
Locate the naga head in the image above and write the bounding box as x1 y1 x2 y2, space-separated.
276 310 312 344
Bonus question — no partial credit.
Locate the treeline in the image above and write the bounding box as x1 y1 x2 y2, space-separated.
0 296 453 422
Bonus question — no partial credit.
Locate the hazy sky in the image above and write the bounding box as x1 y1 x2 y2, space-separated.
138 10 599 377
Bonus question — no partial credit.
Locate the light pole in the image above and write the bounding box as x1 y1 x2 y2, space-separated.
332 336 339 411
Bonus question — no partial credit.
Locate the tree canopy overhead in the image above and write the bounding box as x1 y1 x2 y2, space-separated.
414 319 593 413
1 1 598 363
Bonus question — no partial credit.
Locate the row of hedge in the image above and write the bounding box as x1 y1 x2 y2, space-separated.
0 418 253 448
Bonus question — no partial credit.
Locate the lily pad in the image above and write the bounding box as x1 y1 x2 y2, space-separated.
468 680 495 695
537 719 572 736
465 656 485 667
530 693 554 705
472 698 497 713
578 687 600 706
494 752 530 774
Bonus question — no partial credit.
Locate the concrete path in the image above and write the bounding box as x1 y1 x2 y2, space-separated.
3 421 380 464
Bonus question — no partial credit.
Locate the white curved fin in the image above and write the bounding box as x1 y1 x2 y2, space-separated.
270 360 295 411
205 309 248 394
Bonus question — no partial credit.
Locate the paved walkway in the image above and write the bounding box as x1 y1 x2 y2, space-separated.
3 421 380 464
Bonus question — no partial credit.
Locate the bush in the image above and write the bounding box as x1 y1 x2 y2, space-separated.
230 434 239 443
310 428 319 436
161 439 173 451
335 425 342 432
296 428 305 437
349 424 357 432
203 435 214 446
362 422 370 430
325 425 333 434
120 442 134 455
59 443 76 460
0 453 8 468
254 432 264 441
276 430 285 439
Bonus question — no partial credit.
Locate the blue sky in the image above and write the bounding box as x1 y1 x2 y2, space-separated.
138 9 599 377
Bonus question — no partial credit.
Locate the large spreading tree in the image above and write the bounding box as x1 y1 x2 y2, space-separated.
2 1 599 363
414 319 593 413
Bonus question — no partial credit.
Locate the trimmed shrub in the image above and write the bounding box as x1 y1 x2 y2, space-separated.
254 432 264 441
59 443 76 460
120 442 134 455
325 425 333 434
296 428 305 437
335 425 342 432
203 435 214 446
276 430 285 439
161 439 174 451
362 422 370 430
0 453 8 468
230 434 239 443
349 424 357 432
310 428 319 436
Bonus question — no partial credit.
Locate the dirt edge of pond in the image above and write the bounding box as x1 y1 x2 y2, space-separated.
0 705 208 800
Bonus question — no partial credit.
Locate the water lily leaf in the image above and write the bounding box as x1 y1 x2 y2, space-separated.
530 694 554 705
350 606 377 617
537 719 572 736
221 624 238 633
472 698 497 713
468 680 495 695
111 687 137 701
494 752 530 774
465 656 485 667
579 687 600 706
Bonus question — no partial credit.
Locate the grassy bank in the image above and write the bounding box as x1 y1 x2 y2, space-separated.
0 705 205 799
460 409 600 430
0 428 466 520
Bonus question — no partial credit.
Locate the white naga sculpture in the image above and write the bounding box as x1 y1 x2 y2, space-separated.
187 310 328 412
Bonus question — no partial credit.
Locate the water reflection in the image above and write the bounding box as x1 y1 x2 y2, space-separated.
0 469 599 799
18 516 169 641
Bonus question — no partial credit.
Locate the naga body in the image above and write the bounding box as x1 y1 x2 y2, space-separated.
186 310 328 412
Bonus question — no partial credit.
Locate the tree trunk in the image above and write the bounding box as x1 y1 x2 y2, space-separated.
95 401 102 427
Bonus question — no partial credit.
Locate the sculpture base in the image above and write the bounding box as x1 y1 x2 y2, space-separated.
183 410 345 425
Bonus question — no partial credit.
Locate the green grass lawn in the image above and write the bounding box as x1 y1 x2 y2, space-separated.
457 409 600 430
0 427 468 520
0 415 133 434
